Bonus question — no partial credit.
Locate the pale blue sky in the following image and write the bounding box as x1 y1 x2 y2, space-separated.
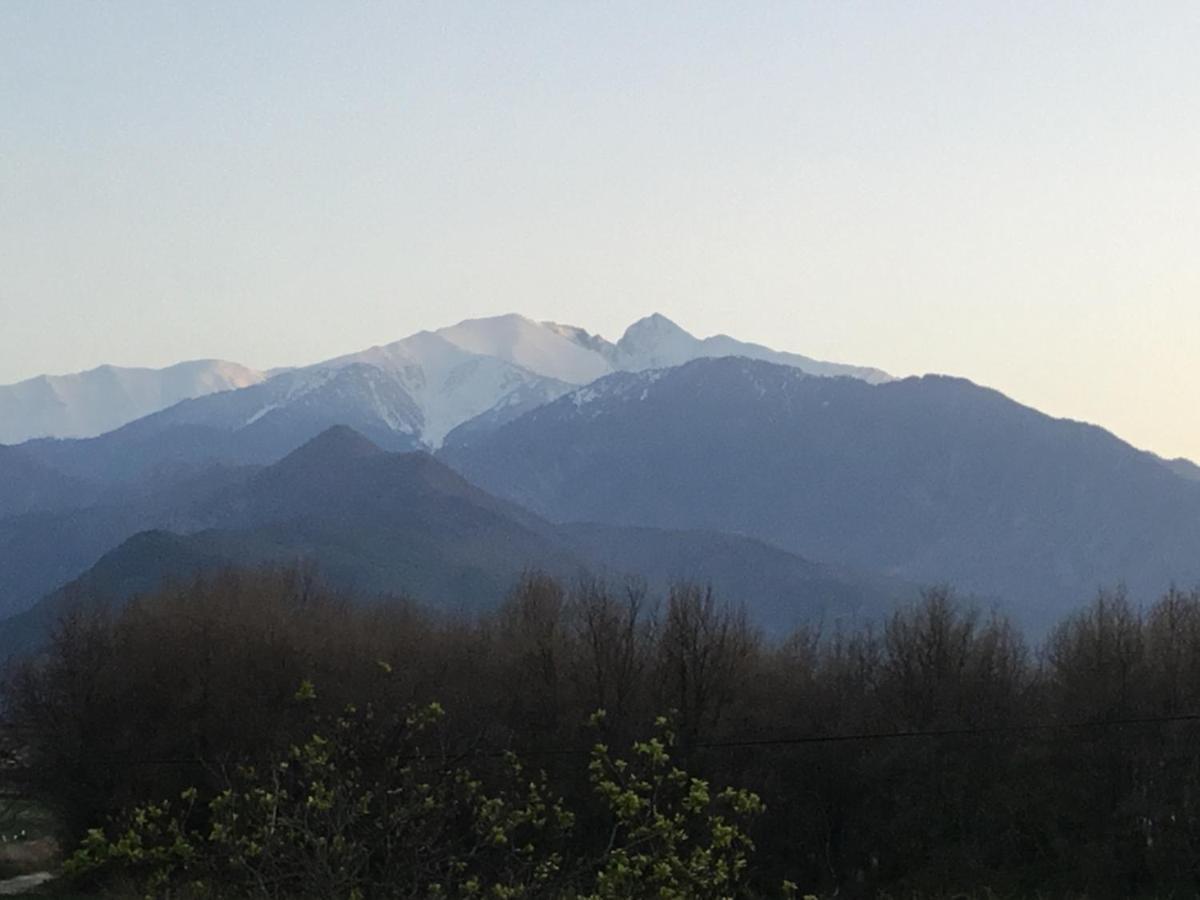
2 3 1198 458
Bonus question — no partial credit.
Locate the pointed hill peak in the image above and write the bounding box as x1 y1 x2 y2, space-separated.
210 426 553 540
259 427 495 506
615 314 701 371
274 425 386 469
620 312 692 343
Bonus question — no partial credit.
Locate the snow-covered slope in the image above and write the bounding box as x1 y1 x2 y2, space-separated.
436 314 611 384
0 360 265 444
319 321 578 446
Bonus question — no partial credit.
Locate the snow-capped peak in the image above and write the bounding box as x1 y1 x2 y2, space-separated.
615 313 701 371
612 314 891 384
433 314 613 385
621 312 689 341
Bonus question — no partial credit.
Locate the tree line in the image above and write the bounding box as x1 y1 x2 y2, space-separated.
5 567 1200 896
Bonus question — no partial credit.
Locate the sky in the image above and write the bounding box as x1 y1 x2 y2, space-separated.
2 2 1198 459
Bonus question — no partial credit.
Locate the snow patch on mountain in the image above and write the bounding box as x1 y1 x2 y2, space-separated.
243 403 281 427
562 369 676 421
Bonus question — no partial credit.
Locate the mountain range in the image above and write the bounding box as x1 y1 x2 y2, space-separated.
0 426 902 658
2 311 1198 651
0 314 889 452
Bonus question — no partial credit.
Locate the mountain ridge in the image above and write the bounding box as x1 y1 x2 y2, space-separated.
0 426 909 658
4 313 887 455
441 356 1200 631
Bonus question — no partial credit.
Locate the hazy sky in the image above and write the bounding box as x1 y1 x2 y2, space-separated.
2 3 1198 458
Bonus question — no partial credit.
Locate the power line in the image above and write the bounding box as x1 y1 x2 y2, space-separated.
691 710 1200 751
10 710 1200 768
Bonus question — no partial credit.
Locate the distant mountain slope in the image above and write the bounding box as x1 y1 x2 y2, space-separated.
0 530 245 660
194 426 572 597
0 426 559 620
1162 456 1200 482
557 522 905 631
0 444 93 518
0 462 255 618
18 365 426 483
0 427 907 658
441 357 1200 629
0 359 265 444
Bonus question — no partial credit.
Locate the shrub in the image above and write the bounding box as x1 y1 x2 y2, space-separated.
65 691 782 899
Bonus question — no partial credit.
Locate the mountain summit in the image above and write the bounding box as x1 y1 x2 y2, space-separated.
614 313 700 369
266 425 389 475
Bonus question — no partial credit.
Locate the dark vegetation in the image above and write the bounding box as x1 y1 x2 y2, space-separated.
5 568 1200 896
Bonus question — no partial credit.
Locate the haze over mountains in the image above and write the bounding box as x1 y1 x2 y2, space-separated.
2 311 1199 653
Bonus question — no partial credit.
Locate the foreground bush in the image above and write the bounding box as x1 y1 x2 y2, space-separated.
65 687 784 899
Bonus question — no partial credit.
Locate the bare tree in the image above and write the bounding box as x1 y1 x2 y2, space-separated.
653 582 759 750
571 575 651 727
